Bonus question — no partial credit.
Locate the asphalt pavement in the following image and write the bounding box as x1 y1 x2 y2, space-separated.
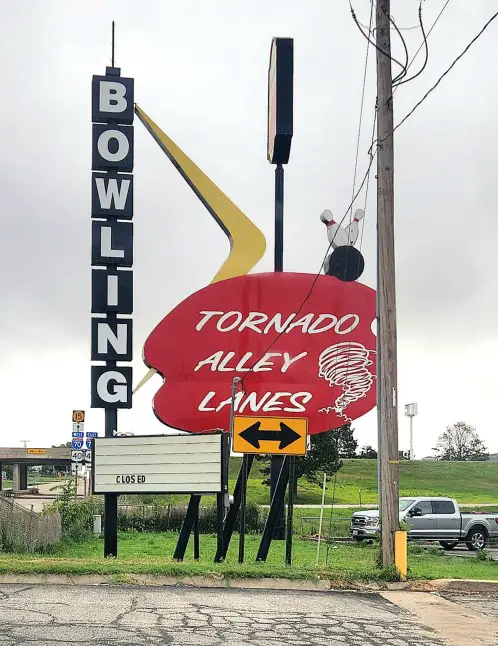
1 584 496 646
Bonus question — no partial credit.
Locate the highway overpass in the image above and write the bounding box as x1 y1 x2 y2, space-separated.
0 447 71 491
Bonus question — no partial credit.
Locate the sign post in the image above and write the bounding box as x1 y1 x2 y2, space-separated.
90 32 134 557
267 36 294 541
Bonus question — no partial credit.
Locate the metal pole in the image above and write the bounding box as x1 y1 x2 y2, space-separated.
376 0 399 567
238 454 248 564
316 472 327 566
409 416 414 460
271 163 286 540
193 504 200 561
104 408 118 558
285 456 295 565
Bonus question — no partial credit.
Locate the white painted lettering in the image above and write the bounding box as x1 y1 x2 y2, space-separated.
235 352 253 372
335 314 360 335
97 129 129 163
99 81 128 113
308 314 337 334
216 391 244 412
196 311 223 331
217 311 243 332
284 392 313 413
194 351 223 372
238 392 272 413
97 322 128 355
107 274 118 306
238 312 268 333
285 313 314 333
100 226 124 258
263 392 291 412
97 370 128 403
95 177 130 210
218 351 236 371
264 313 296 334
198 391 216 411
281 352 307 373
252 352 281 372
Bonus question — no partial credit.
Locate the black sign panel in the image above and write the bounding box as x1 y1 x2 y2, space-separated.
91 365 133 409
267 38 294 165
92 74 135 124
91 268 133 314
92 124 134 172
91 318 133 362
92 173 133 219
92 221 133 266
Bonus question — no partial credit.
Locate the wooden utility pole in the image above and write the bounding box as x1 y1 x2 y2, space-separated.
376 0 399 566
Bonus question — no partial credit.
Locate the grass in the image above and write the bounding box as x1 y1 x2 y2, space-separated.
120 459 498 507
0 533 496 582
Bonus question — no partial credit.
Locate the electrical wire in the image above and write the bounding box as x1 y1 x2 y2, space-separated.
240 153 377 391
350 2 408 80
349 0 375 221
373 8 498 150
397 0 451 89
394 2 428 87
242 5 497 394
388 11 410 85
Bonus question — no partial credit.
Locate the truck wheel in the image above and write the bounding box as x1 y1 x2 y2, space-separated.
439 541 458 550
354 537 364 542
466 527 488 551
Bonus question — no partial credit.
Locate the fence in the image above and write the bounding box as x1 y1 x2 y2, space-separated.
0 496 61 553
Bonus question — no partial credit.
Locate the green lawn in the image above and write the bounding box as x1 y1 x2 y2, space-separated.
0 533 496 582
121 459 498 507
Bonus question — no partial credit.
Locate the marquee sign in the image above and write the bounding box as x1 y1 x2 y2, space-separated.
92 433 225 495
90 67 134 409
144 272 376 435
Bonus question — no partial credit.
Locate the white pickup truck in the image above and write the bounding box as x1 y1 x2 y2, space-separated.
350 497 498 550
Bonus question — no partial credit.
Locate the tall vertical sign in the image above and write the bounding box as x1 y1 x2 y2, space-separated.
91 65 134 557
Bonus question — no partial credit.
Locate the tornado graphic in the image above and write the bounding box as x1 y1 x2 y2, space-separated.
318 341 375 421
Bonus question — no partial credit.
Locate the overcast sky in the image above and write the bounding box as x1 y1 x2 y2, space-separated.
0 0 497 458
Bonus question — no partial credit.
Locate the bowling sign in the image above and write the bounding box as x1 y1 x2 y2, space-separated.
144 272 376 435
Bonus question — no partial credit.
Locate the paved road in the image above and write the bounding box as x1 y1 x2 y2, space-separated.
0 584 455 646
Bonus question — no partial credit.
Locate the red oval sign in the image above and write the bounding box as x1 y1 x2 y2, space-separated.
144 272 376 434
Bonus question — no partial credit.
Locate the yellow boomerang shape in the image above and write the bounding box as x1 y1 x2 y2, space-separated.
133 105 267 394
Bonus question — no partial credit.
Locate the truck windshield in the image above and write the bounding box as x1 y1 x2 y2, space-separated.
399 499 415 512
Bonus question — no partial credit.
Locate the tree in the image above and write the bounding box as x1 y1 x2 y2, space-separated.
358 445 377 459
337 424 358 458
256 424 354 489
434 422 488 461
52 442 72 448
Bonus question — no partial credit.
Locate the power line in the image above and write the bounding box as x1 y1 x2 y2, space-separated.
394 2 428 87
373 8 498 150
350 2 408 80
398 0 451 86
244 3 498 393
350 0 375 220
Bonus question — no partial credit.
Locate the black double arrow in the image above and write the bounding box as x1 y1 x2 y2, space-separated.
239 421 301 450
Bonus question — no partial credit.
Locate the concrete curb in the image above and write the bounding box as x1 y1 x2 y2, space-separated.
0 573 496 593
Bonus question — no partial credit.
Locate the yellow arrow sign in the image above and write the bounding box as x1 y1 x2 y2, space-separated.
233 416 308 456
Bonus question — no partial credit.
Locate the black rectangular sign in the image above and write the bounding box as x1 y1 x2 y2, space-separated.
92 173 133 219
91 366 133 409
92 74 135 124
92 221 133 266
91 318 133 362
92 124 134 172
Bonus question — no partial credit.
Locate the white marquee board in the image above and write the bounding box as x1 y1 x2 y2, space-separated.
92 433 223 495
